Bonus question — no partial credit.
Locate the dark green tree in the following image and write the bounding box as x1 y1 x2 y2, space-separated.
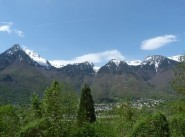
77 84 96 125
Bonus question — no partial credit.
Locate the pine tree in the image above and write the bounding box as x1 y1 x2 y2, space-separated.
77 84 96 125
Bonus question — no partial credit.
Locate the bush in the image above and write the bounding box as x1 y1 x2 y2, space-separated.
130 113 170 137
16 118 49 137
0 105 19 137
71 123 98 137
170 114 185 137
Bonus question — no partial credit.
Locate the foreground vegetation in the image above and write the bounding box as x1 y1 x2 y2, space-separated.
0 81 184 137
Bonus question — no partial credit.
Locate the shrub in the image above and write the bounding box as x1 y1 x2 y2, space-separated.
16 118 49 137
170 114 185 137
71 123 98 137
130 113 170 137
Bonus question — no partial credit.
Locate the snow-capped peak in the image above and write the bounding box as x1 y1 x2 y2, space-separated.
142 55 167 72
109 59 123 66
75 61 94 67
5 44 21 55
142 55 166 64
145 55 166 61
23 48 50 67
168 55 184 62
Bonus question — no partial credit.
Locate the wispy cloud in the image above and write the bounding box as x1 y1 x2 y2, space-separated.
50 50 124 67
0 22 24 37
141 35 177 50
14 30 24 37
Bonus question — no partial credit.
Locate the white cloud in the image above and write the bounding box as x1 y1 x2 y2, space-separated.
50 50 124 68
0 23 12 33
74 50 124 63
141 35 177 50
0 22 24 37
14 30 24 37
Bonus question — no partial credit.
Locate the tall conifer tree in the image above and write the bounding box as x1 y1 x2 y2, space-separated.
77 84 96 125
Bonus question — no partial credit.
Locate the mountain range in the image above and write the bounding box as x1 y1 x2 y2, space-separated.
0 44 183 104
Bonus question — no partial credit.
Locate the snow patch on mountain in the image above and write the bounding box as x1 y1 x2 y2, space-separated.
154 62 160 72
145 56 152 61
49 60 66 68
6 51 14 55
93 66 100 72
168 55 183 62
50 60 94 68
23 48 50 67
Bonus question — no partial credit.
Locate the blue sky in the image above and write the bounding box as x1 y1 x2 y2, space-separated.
0 0 185 65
